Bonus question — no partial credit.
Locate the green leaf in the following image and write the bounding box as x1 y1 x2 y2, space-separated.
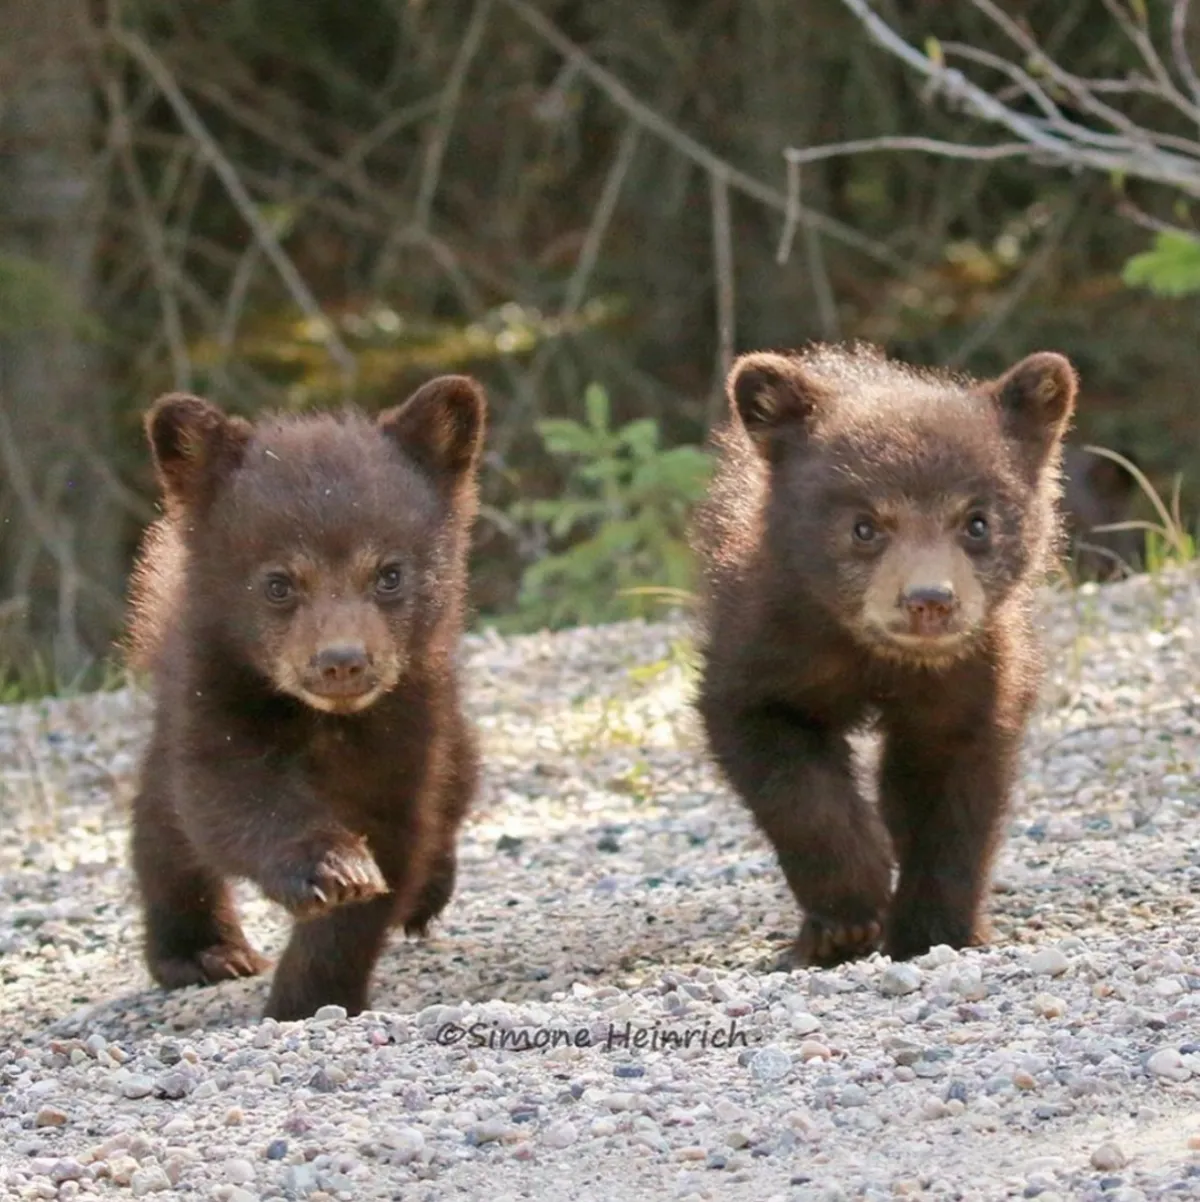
578 459 628 488
584 383 610 434
1122 231 1200 298
535 418 598 457
617 419 659 458
549 498 606 538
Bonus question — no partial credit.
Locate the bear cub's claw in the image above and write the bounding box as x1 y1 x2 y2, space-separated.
794 913 884 967
151 940 270 990
268 838 389 921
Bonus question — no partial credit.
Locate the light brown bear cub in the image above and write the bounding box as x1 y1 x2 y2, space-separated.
126 375 485 1020
692 344 1077 966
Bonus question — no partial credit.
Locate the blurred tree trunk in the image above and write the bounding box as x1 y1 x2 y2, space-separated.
0 0 118 684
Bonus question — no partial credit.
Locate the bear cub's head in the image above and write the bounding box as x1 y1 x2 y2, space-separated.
728 344 1076 667
142 375 486 713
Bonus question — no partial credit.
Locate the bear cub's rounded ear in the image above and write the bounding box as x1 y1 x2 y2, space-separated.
377 374 487 481
991 352 1078 444
145 393 252 510
727 352 831 453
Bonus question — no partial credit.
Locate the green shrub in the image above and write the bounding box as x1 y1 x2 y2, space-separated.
505 384 711 630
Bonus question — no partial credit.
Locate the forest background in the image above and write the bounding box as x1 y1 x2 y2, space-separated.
3 0 1200 694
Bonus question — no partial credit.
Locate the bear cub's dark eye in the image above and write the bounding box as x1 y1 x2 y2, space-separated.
264 573 295 604
852 518 878 544
375 564 405 597
965 514 990 540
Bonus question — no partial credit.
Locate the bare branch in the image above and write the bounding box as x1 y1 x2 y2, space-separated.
942 34 1200 159
497 0 909 272
802 206 840 344
1099 0 1183 101
0 398 125 636
938 40 1067 125
834 0 1200 198
969 0 1171 151
414 0 495 231
785 137 1035 166
1115 194 1199 237
777 159 840 339
563 123 642 319
776 156 802 267
519 122 643 408
112 28 358 390
102 74 192 390
709 168 735 421
1172 0 1200 107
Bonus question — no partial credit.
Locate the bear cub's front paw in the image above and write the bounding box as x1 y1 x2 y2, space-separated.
266 836 389 920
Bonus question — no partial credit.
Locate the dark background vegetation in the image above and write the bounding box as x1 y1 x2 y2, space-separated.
2 0 1199 693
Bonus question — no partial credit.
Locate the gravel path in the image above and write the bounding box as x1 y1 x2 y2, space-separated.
1 568 1199 1201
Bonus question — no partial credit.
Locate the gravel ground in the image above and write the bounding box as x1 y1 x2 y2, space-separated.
1 567 1199 1201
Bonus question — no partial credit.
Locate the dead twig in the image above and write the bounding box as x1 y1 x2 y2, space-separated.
833 0 1200 198
708 167 735 421
414 0 495 231
112 27 358 392
497 0 908 272
102 74 192 391
1171 0 1200 109
0 399 125 663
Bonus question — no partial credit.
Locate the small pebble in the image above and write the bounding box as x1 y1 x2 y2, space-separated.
119 1074 155 1100
542 1121 577 1149
1027 947 1070 977
108 1156 139 1186
380 1128 423 1163
468 1117 511 1144
1033 993 1067 1019
308 1067 338 1092
129 1166 171 1196
1147 1049 1191 1082
789 1012 822 1035
879 964 923 996
749 1046 793 1081
48 1159 85 1184
224 1158 255 1185
1091 1143 1128 1172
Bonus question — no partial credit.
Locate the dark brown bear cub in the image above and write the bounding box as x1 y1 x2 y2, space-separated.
692 343 1076 966
125 375 486 1021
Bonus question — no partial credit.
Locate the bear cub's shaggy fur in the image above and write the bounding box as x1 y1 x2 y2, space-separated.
692 343 1077 966
126 375 486 1020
